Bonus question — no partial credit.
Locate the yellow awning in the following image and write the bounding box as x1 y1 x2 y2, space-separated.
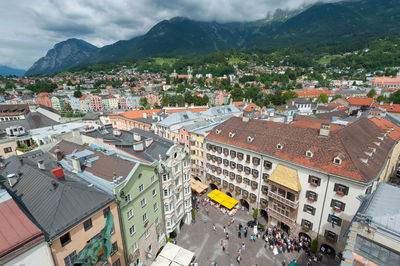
268 165 301 192
207 189 239 209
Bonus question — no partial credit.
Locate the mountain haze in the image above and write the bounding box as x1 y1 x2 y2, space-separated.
27 0 400 74
0 65 25 76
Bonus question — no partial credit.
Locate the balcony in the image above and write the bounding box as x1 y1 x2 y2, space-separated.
268 190 299 208
268 206 296 227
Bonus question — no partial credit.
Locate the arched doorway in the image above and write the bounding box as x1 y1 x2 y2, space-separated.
240 199 249 210
227 192 233 197
210 183 218 190
194 176 201 182
260 209 268 223
320 244 335 256
299 232 311 242
280 222 290 234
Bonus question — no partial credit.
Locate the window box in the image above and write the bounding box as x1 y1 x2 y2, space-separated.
336 191 345 196
235 191 241 195
253 163 259 167
216 182 221 186
237 157 243 161
260 202 267 208
217 151 221 154
253 174 258 178
250 198 255 203
217 161 221 165
242 194 248 199
333 207 342 212
223 183 228 188
231 155 235 159
211 168 215 173
307 198 315 202
303 226 310 232
245 160 250 164
251 186 257 190
230 176 235 180
310 182 318 187
230 165 235 169
212 158 216 162
229 187 234 192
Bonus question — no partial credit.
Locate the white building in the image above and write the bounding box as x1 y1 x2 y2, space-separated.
205 117 400 254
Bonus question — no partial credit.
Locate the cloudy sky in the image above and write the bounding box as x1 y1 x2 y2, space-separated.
0 0 324 70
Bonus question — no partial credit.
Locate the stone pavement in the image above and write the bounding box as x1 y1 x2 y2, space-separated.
176 204 301 265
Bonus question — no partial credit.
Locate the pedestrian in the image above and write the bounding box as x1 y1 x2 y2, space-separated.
226 233 229 240
205 206 209 215
236 255 241 264
237 247 241 254
223 226 226 233
253 235 256 242
242 242 245 251
222 243 226 252
231 217 235 224
244 229 247 238
238 231 241 238
220 239 223 246
213 224 216 233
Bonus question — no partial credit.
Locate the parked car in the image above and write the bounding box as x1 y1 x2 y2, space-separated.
247 220 265 231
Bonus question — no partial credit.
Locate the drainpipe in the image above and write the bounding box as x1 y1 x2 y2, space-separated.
317 174 331 245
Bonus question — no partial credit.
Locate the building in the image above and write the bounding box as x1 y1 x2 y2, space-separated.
145 94 160 107
341 183 400 266
50 140 166 266
0 104 30 122
346 97 374 115
372 75 400 95
0 190 53 266
35 93 52 108
155 111 199 142
79 94 90 112
90 94 103 111
109 109 161 132
81 127 192 237
0 151 126 266
205 116 400 253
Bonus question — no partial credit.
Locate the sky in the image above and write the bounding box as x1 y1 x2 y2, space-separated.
0 0 326 70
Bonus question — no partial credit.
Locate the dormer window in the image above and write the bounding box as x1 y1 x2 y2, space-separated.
229 132 235 138
374 141 381 146
216 129 221 134
306 151 313 158
277 143 283 150
333 157 342 165
247 136 254 143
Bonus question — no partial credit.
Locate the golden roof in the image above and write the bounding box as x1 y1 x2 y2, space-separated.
269 165 301 192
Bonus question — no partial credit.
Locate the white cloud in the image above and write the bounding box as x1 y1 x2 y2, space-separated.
0 0 325 69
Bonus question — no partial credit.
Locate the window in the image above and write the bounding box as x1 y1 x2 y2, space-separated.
246 154 251 162
138 173 142 179
308 175 321 187
3 147 12 153
365 185 372 195
141 198 146 207
230 161 236 168
143 213 148 223
223 148 229 155
306 151 313 158
163 174 170 181
264 160 272 169
328 214 342 226
145 229 150 238
252 157 260 165
277 143 283 150
306 191 318 202
151 175 156 183
132 242 138 252
64 251 77 266
154 202 158 211
139 184 144 192
174 165 179 172
325 230 338 242
230 150 236 158
303 204 316 215
164 188 170 197
60 232 71 247
111 242 118 256
127 209 134 220
330 199 345 211
112 259 121 266
148 244 152 254
333 157 342 165
301 219 313 231
83 218 93 231
129 225 136 235
103 206 110 218
334 183 349 195
125 194 131 203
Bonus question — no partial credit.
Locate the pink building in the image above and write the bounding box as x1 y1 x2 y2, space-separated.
119 97 127 109
178 127 190 149
90 95 103 111
145 94 160 107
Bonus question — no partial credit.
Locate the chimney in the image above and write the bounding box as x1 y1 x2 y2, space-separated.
319 123 330 137
55 147 63 161
390 102 393 107
71 155 81 172
143 112 147 119
133 132 141 142
242 116 249 122
380 101 383 106
7 173 18 187
37 160 45 170
133 141 144 151
19 158 23 166
185 102 188 108
51 167 64 179
145 138 153 148
152 112 156 120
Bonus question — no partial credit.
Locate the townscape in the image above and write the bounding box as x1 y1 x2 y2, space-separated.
1 1 400 266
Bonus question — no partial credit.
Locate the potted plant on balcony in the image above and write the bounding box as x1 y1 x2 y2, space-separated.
230 176 234 181
303 225 310 232
333 206 342 212
229 187 234 192
238 156 243 161
242 194 248 199
235 190 241 196
223 183 227 188
336 191 345 196
260 202 266 208
251 186 257 191
310 182 318 187
250 198 255 203
252 174 258 179
307 197 315 202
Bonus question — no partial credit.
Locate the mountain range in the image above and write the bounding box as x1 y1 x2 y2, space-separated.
26 0 400 75
0 65 26 76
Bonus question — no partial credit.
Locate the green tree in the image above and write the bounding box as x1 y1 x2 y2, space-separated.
161 96 169 107
316 93 329 103
367 88 376 98
74 89 82 98
65 102 72 112
330 95 343 102
311 239 318 253
283 90 298 102
140 97 148 107
389 90 400 104
231 87 244 101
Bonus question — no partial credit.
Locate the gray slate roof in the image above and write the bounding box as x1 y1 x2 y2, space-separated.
0 112 59 132
157 111 198 127
0 151 114 240
85 127 173 162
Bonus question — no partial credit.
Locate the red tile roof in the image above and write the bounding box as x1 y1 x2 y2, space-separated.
0 198 43 258
206 117 395 183
110 109 162 119
346 97 373 106
369 117 400 141
295 88 335 98
165 107 208 114
372 103 400 113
